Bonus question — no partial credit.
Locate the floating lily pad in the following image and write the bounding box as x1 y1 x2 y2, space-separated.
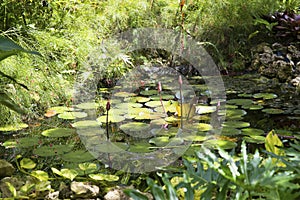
242 128 264 136
42 128 75 138
115 102 143 109
204 139 237 149
149 136 169 146
274 129 293 136
221 127 241 136
262 108 284 114
194 123 213 132
183 135 207 142
2 137 40 148
195 105 216 114
140 90 157 96
128 142 153 153
58 112 87 119
227 99 253 106
238 93 253 98
154 103 177 113
224 109 247 119
225 105 238 109
127 96 150 103
75 102 99 110
71 120 101 129
0 123 28 132
33 144 73 157
145 100 168 108
223 121 250 129
61 150 95 162
120 122 150 134
46 106 74 114
113 91 137 97
164 116 180 123
253 93 277 100
150 94 174 101
243 136 265 144
242 104 263 110
97 115 125 123
76 128 104 136
87 141 126 153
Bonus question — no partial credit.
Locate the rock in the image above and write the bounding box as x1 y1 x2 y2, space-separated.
104 186 153 200
46 191 59 200
70 181 99 199
0 159 15 178
0 177 24 198
291 76 300 87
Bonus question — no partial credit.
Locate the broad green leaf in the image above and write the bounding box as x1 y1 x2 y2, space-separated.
0 35 40 61
51 167 63 176
147 178 166 200
0 92 25 114
162 176 178 200
123 189 149 200
78 162 98 174
265 130 285 167
60 169 78 180
41 128 75 138
5 182 17 197
31 170 49 181
20 158 36 169
89 173 119 181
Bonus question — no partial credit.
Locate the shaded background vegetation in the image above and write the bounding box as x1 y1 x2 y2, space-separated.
0 0 299 125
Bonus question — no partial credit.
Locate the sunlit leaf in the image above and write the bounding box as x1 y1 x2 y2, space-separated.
20 158 36 169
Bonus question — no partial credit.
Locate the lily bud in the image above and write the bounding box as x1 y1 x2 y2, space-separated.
178 75 183 85
158 82 162 92
106 101 111 111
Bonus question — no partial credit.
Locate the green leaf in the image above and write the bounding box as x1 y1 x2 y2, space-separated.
78 162 98 174
31 170 49 181
162 176 178 200
146 178 166 200
89 173 119 181
60 169 78 180
265 130 284 156
20 158 36 169
0 92 25 114
123 189 149 200
0 35 41 61
51 167 63 176
5 182 17 197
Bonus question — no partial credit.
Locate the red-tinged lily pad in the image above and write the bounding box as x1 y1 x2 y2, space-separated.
42 128 75 138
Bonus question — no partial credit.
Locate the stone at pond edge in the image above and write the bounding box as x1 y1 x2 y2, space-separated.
70 181 99 199
104 186 153 200
0 159 15 178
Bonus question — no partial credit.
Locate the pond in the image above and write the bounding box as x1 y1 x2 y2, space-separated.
0 69 299 172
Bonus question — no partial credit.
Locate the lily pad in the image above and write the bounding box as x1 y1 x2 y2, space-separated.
115 102 143 109
87 141 126 153
42 128 75 138
194 123 213 132
195 105 216 114
2 137 40 148
128 96 150 103
97 115 125 123
61 150 95 163
140 90 157 96
223 121 250 129
224 109 247 119
33 144 73 157
76 128 104 136
243 136 265 144
46 106 73 114
238 93 253 98
149 136 170 146
221 127 242 136
75 102 99 110
242 104 263 110
253 93 277 100
0 123 28 132
227 99 253 106
127 142 153 153
71 120 101 129
113 91 137 97
58 112 87 120
120 122 150 135
204 139 237 149
262 108 284 114
145 100 168 108
242 128 264 136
